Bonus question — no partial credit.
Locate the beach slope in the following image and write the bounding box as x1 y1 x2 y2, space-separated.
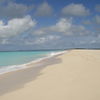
0 50 100 100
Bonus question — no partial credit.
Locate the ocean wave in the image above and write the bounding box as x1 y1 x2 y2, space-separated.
0 51 66 75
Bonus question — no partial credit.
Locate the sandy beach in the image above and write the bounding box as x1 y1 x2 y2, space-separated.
0 49 100 100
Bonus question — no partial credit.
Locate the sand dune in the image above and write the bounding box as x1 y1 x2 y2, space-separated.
0 50 100 100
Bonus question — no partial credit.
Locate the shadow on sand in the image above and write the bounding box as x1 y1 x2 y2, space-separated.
0 55 62 96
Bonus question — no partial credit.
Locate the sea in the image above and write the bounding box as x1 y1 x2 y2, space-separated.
0 50 65 75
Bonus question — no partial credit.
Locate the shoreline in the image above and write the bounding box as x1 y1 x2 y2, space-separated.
0 50 67 75
1 48 99 75
0 50 65 96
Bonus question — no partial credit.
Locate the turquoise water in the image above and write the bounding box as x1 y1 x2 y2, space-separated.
0 51 55 67
0 50 64 74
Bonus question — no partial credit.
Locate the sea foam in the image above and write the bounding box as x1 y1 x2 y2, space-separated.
0 51 66 75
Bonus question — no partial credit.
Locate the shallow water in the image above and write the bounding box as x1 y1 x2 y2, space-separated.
0 50 63 74
0 51 53 66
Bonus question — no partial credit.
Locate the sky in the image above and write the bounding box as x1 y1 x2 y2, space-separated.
0 0 100 50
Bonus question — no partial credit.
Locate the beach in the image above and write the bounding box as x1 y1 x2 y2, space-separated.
0 49 100 100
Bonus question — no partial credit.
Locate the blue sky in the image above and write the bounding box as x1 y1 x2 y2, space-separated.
0 0 100 50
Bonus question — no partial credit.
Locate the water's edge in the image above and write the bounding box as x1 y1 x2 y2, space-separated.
0 51 67 75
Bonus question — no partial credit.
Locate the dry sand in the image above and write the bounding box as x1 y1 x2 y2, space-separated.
0 50 100 100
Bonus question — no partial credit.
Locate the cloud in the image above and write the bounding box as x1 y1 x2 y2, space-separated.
0 0 11 3
48 18 72 33
4 34 60 46
61 3 90 16
0 15 36 38
95 4 100 12
82 20 92 25
33 18 72 34
35 2 53 16
94 15 100 24
0 2 34 18
33 18 90 36
82 15 100 26
33 35 60 45
0 38 9 44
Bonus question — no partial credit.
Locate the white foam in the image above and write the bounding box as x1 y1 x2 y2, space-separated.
0 51 67 75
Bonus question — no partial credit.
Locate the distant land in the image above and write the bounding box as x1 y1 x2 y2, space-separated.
0 48 100 52
0 42 100 52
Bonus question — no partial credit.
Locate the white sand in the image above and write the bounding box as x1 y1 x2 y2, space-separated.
0 50 100 100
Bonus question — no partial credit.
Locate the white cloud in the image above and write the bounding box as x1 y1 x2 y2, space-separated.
0 15 36 38
95 4 100 12
62 3 90 16
49 18 72 33
94 15 100 24
82 15 100 25
0 38 9 44
0 0 10 3
24 35 60 45
33 18 89 35
34 35 60 45
82 20 92 25
0 2 34 18
35 2 53 16
34 18 72 35
89 35 100 44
